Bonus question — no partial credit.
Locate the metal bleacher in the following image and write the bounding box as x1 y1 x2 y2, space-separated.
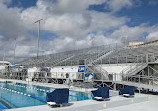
21 42 158 91
95 44 158 64
22 44 118 67
21 44 118 83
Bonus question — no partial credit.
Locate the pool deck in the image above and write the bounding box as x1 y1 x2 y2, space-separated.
5 93 148 111
100 94 158 111
1 79 158 111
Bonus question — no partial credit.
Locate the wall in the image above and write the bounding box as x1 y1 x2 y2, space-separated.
50 66 79 79
98 63 135 81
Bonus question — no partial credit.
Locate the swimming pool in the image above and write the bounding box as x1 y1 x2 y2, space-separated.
0 81 91 110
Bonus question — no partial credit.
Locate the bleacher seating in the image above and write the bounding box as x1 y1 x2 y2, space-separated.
22 44 114 67
98 44 158 64
22 43 158 68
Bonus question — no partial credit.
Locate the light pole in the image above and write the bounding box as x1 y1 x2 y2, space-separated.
34 19 43 58
3 49 6 65
13 38 16 65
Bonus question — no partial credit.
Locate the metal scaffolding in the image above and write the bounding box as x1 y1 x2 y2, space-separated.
1 43 158 92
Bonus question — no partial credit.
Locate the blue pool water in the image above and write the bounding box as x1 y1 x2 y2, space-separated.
0 82 91 110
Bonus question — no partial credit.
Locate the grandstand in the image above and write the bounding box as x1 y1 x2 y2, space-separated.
22 44 116 67
1 40 158 92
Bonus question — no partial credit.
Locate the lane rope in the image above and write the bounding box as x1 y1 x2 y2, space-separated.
0 82 91 100
0 87 46 102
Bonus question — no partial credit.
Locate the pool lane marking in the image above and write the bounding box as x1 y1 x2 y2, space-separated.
1 83 91 100
0 87 46 103
30 95 46 103
0 100 12 109
0 104 7 109
2 82 50 93
1 96 18 108
0 82 7 84
6 83 51 93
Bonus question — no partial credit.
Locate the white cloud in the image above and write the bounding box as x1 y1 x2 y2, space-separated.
15 46 36 57
103 0 141 13
36 0 107 14
41 34 120 54
0 1 27 39
148 0 158 5
105 0 133 12
0 0 158 63
147 32 158 38
20 0 129 38
2 0 11 5
107 23 158 43
146 31 158 41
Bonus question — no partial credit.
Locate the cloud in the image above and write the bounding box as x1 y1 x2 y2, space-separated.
146 31 158 41
0 1 27 40
104 0 141 12
41 34 121 54
15 45 36 57
148 0 158 5
36 0 106 14
0 0 158 64
2 0 11 5
107 23 158 43
105 0 133 12
21 0 129 38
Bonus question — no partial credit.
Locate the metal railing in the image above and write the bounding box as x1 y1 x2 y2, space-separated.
121 63 148 77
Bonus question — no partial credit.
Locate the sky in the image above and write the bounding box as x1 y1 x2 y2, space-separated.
0 0 158 60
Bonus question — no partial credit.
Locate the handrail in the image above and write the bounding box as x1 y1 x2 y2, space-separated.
121 62 147 75
120 63 148 82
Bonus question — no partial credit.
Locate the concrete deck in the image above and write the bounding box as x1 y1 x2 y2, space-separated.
1 79 158 111
99 94 158 111
5 94 148 111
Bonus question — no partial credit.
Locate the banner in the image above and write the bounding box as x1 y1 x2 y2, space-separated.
18 68 23 72
84 73 93 82
78 66 85 72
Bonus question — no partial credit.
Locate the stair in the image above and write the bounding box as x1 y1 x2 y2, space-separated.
122 63 148 77
85 50 113 81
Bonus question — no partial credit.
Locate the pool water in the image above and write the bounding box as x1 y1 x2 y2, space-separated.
0 82 91 110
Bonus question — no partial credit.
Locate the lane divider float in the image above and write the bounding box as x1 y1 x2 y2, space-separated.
0 87 46 102
0 82 91 100
3 83 52 93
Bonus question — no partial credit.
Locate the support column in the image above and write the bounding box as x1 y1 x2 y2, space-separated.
146 54 148 63
139 74 141 94
114 73 116 90
148 66 150 85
